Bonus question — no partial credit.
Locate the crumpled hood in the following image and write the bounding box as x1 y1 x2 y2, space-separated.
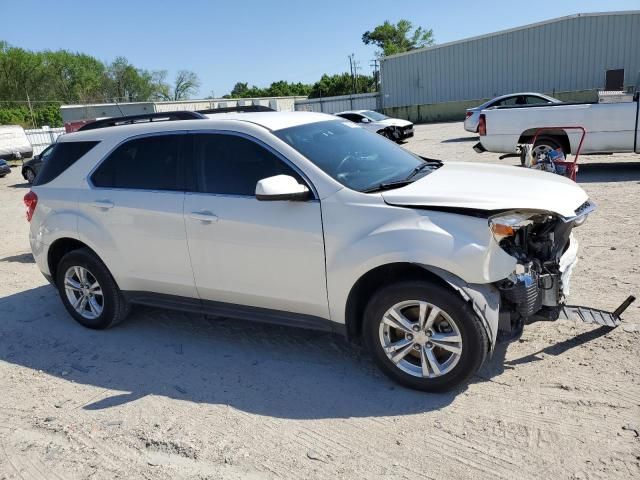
381 161 589 218
377 118 413 128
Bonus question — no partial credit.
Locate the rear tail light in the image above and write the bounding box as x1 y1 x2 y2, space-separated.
478 114 487 136
465 111 473 119
24 190 38 222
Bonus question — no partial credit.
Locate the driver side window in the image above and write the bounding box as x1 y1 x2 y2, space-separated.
193 133 303 196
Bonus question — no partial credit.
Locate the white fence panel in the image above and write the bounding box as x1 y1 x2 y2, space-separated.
295 93 380 114
25 127 65 155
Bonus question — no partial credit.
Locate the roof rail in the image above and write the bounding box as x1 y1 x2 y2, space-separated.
77 111 206 131
197 105 275 114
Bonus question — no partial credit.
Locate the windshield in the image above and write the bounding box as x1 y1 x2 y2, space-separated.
274 120 428 192
363 110 388 121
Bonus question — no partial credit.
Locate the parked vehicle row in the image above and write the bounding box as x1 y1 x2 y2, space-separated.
26 110 595 392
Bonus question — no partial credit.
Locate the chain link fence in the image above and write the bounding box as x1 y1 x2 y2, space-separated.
24 127 65 155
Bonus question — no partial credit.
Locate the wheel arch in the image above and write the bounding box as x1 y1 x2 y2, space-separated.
47 237 106 282
344 262 500 351
344 262 452 342
518 129 571 154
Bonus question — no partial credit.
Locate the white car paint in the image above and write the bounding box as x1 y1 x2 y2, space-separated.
335 110 413 138
464 93 560 133
28 112 590 352
380 161 588 218
479 96 640 154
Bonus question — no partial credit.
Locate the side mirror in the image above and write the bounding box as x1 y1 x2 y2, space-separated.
33 154 40 160
255 175 310 201
361 117 371 123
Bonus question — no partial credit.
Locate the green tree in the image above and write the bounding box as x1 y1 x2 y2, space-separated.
230 82 251 98
42 50 106 103
170 70 200 100
362 19 434 57
308 73 376 98
103 57 161 102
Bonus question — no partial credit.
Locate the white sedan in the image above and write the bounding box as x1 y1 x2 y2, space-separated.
464 93 560 133
335 110 414 142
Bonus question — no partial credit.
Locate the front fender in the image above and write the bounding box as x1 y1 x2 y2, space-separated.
322 194 515 325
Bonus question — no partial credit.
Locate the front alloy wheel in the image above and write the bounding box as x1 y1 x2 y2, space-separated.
364 281 488 392
380 300 462 378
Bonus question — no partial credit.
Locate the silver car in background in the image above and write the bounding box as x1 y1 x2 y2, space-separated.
464 93 560 133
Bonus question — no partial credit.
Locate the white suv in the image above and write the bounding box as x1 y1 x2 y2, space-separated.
26 111 593 391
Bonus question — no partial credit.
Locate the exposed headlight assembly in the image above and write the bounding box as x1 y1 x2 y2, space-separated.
488 210 541 242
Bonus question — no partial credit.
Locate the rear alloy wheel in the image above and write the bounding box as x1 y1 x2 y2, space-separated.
64 266 104 320
56 248 130 329
364 281 488 392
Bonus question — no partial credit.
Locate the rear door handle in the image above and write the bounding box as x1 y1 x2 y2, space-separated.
91 200 114 210
190 211 218 223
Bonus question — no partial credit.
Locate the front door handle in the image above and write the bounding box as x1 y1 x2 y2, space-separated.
190 211 218 223
91 200 114 210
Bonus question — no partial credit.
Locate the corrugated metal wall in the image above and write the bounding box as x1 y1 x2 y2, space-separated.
381 12 640 108
295 93 380 113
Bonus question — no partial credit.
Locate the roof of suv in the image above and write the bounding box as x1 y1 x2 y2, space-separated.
60 111 336 142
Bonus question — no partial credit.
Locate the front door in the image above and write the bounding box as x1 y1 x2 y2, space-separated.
183 132 329 320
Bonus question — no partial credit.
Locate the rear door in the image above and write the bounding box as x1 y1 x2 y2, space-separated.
183 132 329 320
79 133 197 298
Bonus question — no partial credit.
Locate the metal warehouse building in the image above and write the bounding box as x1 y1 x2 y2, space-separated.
380 11 640 122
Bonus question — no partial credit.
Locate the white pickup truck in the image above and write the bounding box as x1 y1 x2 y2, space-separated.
476 92 640 158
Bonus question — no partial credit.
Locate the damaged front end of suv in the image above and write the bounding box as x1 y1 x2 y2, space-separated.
489 200 596 336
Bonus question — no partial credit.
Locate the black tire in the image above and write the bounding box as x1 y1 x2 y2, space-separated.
532 135 564 157
55 248 130 329
363 281 488 392
24 168 36 184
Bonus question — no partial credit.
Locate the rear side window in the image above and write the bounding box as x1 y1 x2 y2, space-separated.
33 141 99 186
193 133 300 196
91 135 186 191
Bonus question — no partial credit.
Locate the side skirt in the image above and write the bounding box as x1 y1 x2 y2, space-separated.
122 291 345 335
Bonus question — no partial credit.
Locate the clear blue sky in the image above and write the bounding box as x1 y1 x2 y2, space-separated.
2 0 639 98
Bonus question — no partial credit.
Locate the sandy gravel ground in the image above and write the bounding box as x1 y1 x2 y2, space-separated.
0 121 638 479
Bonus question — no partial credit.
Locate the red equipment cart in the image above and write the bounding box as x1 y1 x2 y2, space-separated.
523 126 586 181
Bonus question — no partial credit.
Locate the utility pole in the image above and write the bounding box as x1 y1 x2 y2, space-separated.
348 54 356 95
370 59 380 92
25 90 36 128
353 58 361 94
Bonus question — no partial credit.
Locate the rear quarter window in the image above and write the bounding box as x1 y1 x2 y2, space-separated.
33 141 100 186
